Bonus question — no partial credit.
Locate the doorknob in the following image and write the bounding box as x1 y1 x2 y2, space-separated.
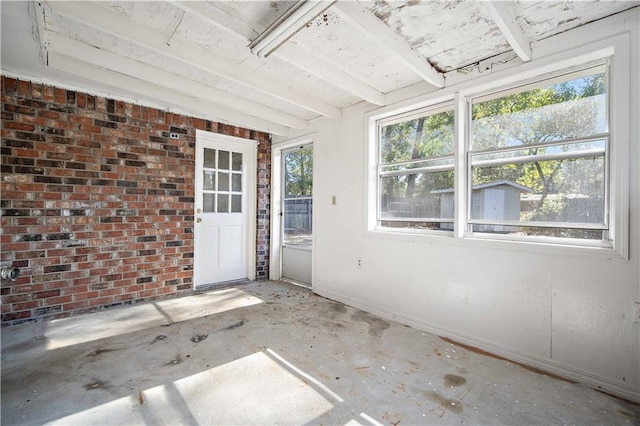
196 218 202 223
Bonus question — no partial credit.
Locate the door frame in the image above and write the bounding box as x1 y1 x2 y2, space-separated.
270 134 315 283
194 129 257 288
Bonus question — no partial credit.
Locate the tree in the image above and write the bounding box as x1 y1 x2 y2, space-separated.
471 73 606 213
284 147 313 197
380 109 454 218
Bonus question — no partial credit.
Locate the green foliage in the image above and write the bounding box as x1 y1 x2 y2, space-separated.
525 197 564 222
471 73 606 213
380 109 455 205
284 147 313 197
379 72 607 225
381 110 454 164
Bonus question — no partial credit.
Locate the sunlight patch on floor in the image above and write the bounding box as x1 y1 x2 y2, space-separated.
46 350 335 425
43 288 263 350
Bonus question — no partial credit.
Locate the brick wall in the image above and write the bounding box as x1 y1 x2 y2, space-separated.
1 76 271 325
256 131 271 279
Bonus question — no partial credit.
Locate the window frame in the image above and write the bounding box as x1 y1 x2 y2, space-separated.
376 102 456 231
465 62 610 238
366 35 630 260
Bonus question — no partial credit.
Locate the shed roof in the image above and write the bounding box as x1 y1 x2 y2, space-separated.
431 180 534 194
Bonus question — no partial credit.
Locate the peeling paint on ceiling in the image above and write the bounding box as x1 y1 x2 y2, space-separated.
1 0 637 135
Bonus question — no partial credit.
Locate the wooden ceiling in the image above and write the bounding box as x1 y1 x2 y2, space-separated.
1 1 638 135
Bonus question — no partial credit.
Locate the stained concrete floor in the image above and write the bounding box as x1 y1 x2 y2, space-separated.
1 281 638 425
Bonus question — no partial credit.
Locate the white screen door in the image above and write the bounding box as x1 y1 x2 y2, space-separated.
194 130 256 287
281 144 313 286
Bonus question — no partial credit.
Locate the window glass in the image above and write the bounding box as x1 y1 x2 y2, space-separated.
219 150 230 170
232 152 243 171
372 62 613 246
217 194 229 213
218 172 229 191
471 155 606 225
283 146 313 248
231 194 242 213
201 149 243 214
380 169 454 220
472 70 607 150
232 174 242 192
381 110 454 163
377 106 454 230
284 146 313 198
469 66 608 240
203 193 215 213
203 170 215 191
204 148 216 168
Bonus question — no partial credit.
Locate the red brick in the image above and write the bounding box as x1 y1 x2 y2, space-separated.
4 122 36 131
1 77 271 324
62 301 89 311
54 87 66 105
4 77 17 92
34 290 60 299
2 310 31 321
73 291 99 301
45 295 73 305
17 80 30 96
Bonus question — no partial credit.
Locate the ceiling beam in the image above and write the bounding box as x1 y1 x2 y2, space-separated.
28 0 48 65
45 1 341 119
172 0 386 106
333 1 444 89
46 33 308 129
275 43 385 105
484 1 532 62
171 0 258 40
47 52 290 136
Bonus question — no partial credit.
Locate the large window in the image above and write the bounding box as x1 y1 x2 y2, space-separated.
469 64 608 240
377 105 454 231
373 60 622 250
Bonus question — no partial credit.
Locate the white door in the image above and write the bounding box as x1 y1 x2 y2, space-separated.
194 130 257 287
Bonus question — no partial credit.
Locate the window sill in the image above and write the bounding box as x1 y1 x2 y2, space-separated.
367 227 627 261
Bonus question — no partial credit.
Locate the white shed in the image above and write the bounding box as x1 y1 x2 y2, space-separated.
432 180 534 232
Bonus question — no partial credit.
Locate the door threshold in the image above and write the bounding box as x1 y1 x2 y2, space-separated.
195 278 252 293
280 278 311 289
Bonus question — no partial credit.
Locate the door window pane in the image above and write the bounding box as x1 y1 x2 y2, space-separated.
203 193 215 213
283 146 313 248
219 150 230 170
218 172 229 191
232 152 243 171
203 170 215 191
204 148 216 168
231 194 242 213
284 146 313 198
232 174 242 192
217 194 229 213
200 148 244 215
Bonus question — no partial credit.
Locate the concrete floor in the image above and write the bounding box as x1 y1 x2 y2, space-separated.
1 281 638 425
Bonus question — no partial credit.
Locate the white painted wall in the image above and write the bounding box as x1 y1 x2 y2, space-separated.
274 9 640 402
